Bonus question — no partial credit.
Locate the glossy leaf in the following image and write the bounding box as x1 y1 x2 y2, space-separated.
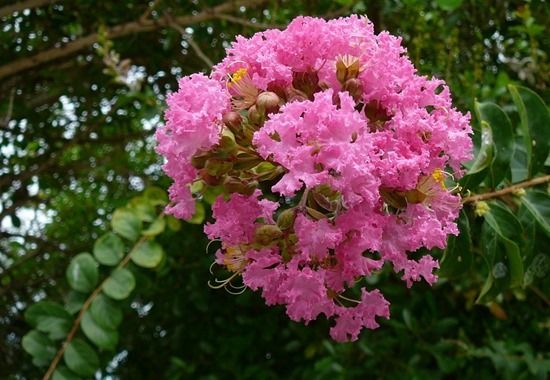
90 294 123 330
93 232 124 266
22 330 56 362
439 210 472 277
476 101 513 187
131 239 164 268
521 190 550 237
103 268 135 300
63 338 100 377
112 208 142 241
81 311 119 350
66 253 99 293
461 120 494 190
64 291 87 315
509 85 550 176
484 202 523 241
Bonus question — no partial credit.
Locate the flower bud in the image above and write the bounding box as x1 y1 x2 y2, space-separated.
342 78 363 102
248 105 263 125
254 224 283 245
474 201 490 217
512 188 526 197
199 169 221 186
205 159 233 176
190 151 209 169
277 208 296 230
292 70 320 99
256 91 280 114
222 111 242 132
222 177 258 195
335 55 361 84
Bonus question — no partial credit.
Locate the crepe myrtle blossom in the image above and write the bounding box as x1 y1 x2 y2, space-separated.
156 15 472 342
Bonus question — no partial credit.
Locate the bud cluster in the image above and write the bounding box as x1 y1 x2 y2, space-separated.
156 15 472 342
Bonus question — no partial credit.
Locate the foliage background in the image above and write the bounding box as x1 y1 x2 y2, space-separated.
1 0 549 379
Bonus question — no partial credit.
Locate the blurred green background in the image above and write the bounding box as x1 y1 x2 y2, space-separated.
1 0 549 379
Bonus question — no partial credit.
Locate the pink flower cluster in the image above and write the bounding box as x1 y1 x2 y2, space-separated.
156 15 472 342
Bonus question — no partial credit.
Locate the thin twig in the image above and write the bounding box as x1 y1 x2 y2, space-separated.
462 175 550 204
167 18 214 68
0 88 15 129
214 13 283 29
42 229 155 380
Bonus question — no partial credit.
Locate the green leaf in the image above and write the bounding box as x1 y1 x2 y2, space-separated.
103 268 135 300
66 253 99 293
461 121 494 190
439 210 472 277
188 202 205 225
142 217 166 237
93 232 124 266
476 101 514 187
53 366 82 380
65 291 87 315
63 338 100 377
22 330 57 362
144 186 168 206
128 196 156 222
435 0 463 11
25 301 72 340
90 294 123 330
484 202 523 241
131 239 164 268
166 215 182 231
509 85 550 176
477 216 524 303
511 138 529 182
521 190 550 237
81 311 118 350
112 208 142 241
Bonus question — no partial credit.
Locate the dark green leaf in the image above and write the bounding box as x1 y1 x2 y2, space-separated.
53 366 82 380
90 294 123 330
521 190 550 237
64 291 87 315
63 338 99 377
103 268 135 300
435 0 463 11
22 330 56 362
25 301 72 340
461 121 494 190
484 202 523 241
439 210 472 277
509 85 550 176
112 208 142 241
476 101 514 187
66 253 99 293
93 232 124 266
131 239 164 268
81 311 119 350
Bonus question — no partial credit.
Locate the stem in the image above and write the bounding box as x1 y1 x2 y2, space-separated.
462 175 550 204
43 234 150 380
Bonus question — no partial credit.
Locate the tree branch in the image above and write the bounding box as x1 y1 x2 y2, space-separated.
462 175 550 203
167 18 214 69
213 13 283 29
0 0 266 81
0 0 57 18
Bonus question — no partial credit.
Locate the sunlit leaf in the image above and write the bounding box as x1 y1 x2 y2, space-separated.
112 208 142 241
131 239 164 268
66 253 99 293
103 268 135 300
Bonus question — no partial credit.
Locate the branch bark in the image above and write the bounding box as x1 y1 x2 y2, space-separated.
462 175 550 203
0 0 266 81
0 0 57 18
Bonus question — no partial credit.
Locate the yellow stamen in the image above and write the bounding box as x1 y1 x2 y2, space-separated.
228 68 248 87
431 169 446 189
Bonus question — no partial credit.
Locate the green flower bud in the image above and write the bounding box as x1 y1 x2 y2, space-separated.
277 208 296 230
256 91 281 114
248 105 263 125
254 224 283 245
474 201 490 217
